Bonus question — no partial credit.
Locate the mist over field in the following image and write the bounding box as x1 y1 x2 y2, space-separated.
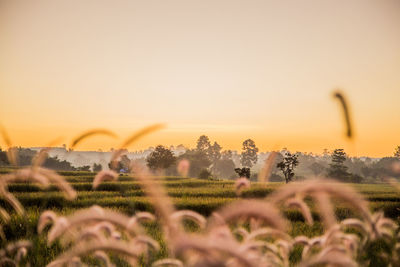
1 0 400 266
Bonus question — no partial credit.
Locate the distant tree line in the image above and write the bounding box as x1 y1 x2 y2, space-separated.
0 147 93 171
145 135 260 180
2 143 400 183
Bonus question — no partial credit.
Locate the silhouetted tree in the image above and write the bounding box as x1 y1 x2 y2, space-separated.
196 135 211 153
178 149 211 178
327 149 350 181
208 142 222 163
92 163 102 172
395 146 400 158
277 152 299 183
240 139 258 168
76 165 91 172
221 150 233 160
199 169 212 179
0 148 9 166
214 158 236 179
235 167 250 179
146 145 176 171
208 141 222 175
109 155 131 173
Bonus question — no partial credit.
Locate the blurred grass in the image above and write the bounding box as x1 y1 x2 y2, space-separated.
1 170 400 265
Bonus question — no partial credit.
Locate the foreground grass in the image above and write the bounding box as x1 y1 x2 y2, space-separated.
1 172 400 265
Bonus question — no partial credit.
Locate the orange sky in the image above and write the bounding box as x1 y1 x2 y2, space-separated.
0 0 399 157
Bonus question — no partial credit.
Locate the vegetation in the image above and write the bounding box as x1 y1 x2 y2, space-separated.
234 167 250 178
2 137 400 265
240 139 258 168
395 145 400 158
1 170 400 266
277 152 299 183
146 145 176 171
327 148 349 180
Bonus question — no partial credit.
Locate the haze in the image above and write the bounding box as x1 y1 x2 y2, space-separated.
0 0 399 156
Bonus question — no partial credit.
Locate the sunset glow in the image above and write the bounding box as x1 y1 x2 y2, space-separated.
1 0 399 156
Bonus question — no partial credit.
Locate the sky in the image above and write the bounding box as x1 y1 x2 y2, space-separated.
0 0 399 157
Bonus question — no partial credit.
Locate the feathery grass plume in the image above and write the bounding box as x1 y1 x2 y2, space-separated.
383 177 400 192
208 200 287 232
75 228 108 244
0 172 46 218
369 211 397 240
31 137 64 168
0 207 10 223
293 236 310 246
47 240 141 267
267 179 372 224
110 124 165 168
258 151 278 183
239 240 279 254
233 227 249 239
285 197 313 225
93 170 119 189
0 242 30 266
0 185 24 215
0 240 31 256
333 90 353 139
94 251 115 267
301 237 323 259
152 258 184 267
43 206 145 244
14 247 28 264
170 210 207 229
92 221 116 236
0 226 5 241
0 125 17 166
173 234 255 267
38 210 58 234
37 168 77 200
299 250 357 267
4 168 50 187
338 233 360 255
130 163 176 242
314 192 336 229
70 129 117 149
177 159 190 177
131 235 160 251
340 218 369 234
0 258 16 266
135 212 156 223
0 167 75 217
244 227 291 243
235 177 251 196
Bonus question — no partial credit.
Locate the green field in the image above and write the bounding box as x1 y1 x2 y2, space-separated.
2 171 400 266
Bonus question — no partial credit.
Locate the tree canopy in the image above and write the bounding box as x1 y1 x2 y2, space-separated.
146 145 176 171
277 152 299 183
240 139 258 168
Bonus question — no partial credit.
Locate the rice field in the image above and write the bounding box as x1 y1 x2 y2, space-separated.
2 170 400 266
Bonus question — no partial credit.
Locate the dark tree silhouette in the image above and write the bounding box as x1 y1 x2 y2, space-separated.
208 142 222 164
178 150 211 178
196 135 211 153
146 145 176 171
235 167 250 179
327 149 349 181
240 139 258 168
109 154 131 172
394 146 400 158
92 163 102 172
277 152 299 183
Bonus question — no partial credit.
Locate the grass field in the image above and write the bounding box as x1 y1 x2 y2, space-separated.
2 171 400 266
